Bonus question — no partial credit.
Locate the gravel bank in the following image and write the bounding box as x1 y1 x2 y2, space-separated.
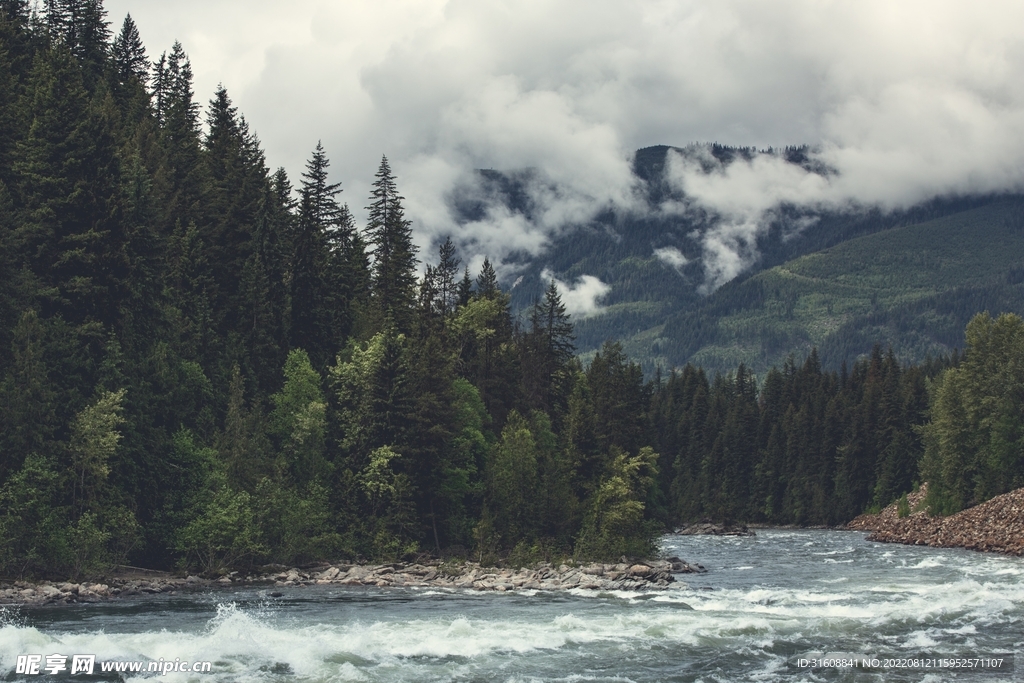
847 484 1024 555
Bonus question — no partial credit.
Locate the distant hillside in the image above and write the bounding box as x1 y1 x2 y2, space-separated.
658 198 1024 375
457 145 1023 374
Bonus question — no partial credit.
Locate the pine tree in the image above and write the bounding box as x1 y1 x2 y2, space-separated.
111 13 146 86
366 155 418 330
476 258 499 299
240 172 292 395
453 264 517 427
12 44 124 326
201 86 267 341
155 41 203 232
486 410 538 545
45 0 110 84
325 199 367 346
291 143 345 368
0 13 27 189
456 266 472 308
0 312 57 484
435 236 460 316
150 51 166 125
522 280 575 417
586 341 649 457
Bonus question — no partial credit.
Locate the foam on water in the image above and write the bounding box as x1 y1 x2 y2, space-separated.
2 530 1020 682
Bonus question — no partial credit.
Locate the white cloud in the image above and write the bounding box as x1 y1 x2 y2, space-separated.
653 246 689 271
541 269 611 319
104 0 1024 287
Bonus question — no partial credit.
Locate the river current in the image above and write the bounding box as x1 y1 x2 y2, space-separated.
1 529 1021 682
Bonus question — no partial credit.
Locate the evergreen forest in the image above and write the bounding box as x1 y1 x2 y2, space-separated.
1 1 1022 580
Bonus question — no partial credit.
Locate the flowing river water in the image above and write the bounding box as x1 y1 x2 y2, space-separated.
1 529 1021 682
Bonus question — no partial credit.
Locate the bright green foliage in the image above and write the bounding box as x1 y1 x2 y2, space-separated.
359 446 415 559
439 378 488 544
0 453 70 577
270 349 328 485
253 478 341 566
67 512 109 579
576 446 660 560
453 292 518 425
921 313 1024 513
69 388 125 514
484 410 538 547
361 446 403 516
175 483 264 574
330 328 411 458
896 493 910 518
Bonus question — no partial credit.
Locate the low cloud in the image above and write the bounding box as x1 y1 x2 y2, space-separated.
106 0 1024 289
653 246 689 272
541 268 611 319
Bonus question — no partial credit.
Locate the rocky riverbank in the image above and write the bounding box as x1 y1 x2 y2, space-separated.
0 556 706 606
847 484 1024 555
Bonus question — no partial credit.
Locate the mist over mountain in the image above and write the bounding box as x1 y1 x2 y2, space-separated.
109 1 1024 293
435 144 1024 375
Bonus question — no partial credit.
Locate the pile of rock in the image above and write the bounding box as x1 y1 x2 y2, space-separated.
257 556 705 592
847 484 1024 556
845 485 930 532
674 523 755 536
0 571 213 605
0 556 707 604
0 581 121 605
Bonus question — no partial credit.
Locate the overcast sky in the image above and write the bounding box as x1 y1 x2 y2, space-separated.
103 0 1024 295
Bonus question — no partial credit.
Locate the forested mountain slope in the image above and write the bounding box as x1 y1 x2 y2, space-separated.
482 145 1024 375
659 199 1024 375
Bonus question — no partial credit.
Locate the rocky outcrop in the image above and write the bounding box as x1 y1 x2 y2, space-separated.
256 556 705 592
674 523 755 536
0 556 706 605
0 577 183 606
848 484 1024 556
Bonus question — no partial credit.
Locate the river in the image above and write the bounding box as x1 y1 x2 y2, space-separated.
1 529 1021 681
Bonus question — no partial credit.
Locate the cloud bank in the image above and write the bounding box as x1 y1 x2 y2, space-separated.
105 0 1024 286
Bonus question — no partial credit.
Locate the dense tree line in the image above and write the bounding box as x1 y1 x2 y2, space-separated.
0 1 661 576
920 313 1024 515
647 348 945 526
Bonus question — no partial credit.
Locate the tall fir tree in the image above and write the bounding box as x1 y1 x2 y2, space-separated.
366 155 418 331
434 236 460 317
240 169 293 396
291 142 347 369
12 44 124 327
111 13 146 87
522 280 575 418
201 85 268 348
153 41 203 233
45 0 110 85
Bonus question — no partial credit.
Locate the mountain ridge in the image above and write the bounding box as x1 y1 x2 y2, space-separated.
456 145 1024 374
